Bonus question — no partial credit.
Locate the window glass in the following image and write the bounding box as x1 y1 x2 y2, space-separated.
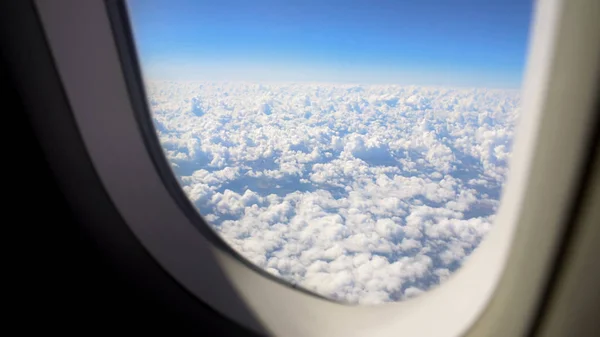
127 0 532 304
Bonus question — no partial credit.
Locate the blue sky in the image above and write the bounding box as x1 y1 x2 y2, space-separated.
127 0 533 88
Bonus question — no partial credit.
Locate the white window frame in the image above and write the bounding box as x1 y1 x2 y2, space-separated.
34 0 600 336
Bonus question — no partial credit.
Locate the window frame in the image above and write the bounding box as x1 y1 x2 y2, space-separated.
34 0 600 336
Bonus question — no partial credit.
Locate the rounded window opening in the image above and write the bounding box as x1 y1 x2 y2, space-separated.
127 0 532 304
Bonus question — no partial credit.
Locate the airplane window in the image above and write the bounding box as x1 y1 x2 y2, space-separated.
125 0 533 304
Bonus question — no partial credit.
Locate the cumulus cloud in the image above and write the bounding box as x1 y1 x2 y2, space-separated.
147 81 520 304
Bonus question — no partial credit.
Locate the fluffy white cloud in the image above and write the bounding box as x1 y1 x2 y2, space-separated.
147 81 520 304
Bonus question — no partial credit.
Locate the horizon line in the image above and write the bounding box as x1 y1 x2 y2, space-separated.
143 78 522 91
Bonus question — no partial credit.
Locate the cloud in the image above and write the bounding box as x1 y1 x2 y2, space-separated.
148 80 520 304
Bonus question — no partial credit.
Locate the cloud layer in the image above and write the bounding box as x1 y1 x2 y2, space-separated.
147 81 520 304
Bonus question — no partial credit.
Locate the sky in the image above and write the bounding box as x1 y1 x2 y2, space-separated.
127 0 533 88
131 0 527 303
